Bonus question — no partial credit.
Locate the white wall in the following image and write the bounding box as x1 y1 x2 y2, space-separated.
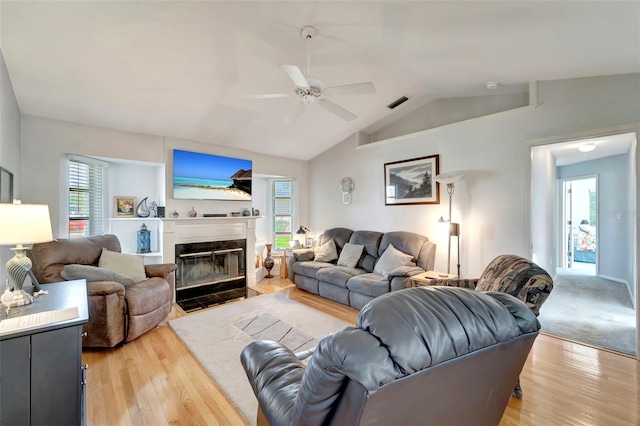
309 73 640 279
531 146 556 274
0 47 22 286
20 116 310 241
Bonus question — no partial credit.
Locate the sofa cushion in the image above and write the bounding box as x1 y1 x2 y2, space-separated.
291 261 335 278
314 239 338 263
337 243 365 268
316 228 353 254
98 248 147 283
347 273 390 297
349 231 383 272
373 244 413 278
317 266 366 288
60 264 136 286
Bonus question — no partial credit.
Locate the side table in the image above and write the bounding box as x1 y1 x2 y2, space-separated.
411 271 459 287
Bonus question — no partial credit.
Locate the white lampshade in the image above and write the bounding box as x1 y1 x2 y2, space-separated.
0 203 53 245
434 171 465 184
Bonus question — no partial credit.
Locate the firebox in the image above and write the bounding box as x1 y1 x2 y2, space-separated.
175 239 246 310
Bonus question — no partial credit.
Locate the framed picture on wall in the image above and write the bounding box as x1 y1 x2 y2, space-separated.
0 167 14 203
114 196 137 217
384 155 440 205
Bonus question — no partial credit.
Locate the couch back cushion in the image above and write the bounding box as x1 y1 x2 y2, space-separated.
29 234 121 283
317 228 353 256
349 230 383 272
379 231 433 271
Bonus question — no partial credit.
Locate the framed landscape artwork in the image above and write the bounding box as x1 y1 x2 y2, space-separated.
384 155 440 205
114 196 137 217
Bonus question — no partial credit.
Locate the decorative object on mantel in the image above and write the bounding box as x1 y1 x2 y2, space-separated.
189 206 197 217
340 177 354 204
170 210 179 218
136 196 151 217
149 201 158 217
114 195 137 217
263 244 275 278
242 208 251 216
253 209 260 216
230 212 241 217
136 223 151 254
157 206 165 218
384 154 440 206
0 201 53 307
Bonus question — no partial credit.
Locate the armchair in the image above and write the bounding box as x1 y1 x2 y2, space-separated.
29 234 176 347
442 253 553 397
241 286 540 426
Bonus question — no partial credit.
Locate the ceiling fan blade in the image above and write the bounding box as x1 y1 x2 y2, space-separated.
280 64 310 89
324 82 376 96
239 93 296 100
318 99 357 121
284 101 305 125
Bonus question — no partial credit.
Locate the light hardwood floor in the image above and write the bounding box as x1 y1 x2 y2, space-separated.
83 277 639 425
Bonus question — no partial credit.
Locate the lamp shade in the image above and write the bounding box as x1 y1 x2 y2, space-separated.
0 204 53 245
434 171 464 184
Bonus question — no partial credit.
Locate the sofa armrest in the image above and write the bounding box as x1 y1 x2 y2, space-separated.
86 280 125 297
241 340 305 426
441 278 479 289
144 263 177 279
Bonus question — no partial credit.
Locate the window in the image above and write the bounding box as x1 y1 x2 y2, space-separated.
272 180 293 250
68 157 106 238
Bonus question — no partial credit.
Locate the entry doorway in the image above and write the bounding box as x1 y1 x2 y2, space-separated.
562 176 597 274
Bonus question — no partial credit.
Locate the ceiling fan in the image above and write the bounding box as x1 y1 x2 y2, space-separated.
240 25 376 124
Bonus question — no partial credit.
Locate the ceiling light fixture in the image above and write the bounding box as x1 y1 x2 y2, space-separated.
578 143 596 153
485 82 500 90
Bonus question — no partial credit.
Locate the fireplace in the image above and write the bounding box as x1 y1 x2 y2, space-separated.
175 239 247 310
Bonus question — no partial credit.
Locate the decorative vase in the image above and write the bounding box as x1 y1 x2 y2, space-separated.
189 206 197 217
136 197 151 217
242 208 251 216
263 244 275 278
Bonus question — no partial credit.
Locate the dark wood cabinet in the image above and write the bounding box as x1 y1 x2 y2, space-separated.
0 280 88 425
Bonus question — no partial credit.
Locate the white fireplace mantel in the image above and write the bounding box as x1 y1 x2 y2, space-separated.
162 217 259 288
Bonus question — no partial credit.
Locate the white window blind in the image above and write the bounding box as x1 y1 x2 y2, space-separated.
69 158 105 238
272 180 293 250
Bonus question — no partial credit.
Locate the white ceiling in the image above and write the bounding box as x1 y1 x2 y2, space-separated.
1 1 639 161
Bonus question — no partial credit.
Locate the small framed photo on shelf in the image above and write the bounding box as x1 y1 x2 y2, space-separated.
306 237 314 248
114 196 137 217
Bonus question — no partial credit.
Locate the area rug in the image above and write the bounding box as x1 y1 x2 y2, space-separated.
169 292 352 424
538 268 636 356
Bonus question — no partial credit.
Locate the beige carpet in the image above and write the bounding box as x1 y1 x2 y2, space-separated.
169 292 352 425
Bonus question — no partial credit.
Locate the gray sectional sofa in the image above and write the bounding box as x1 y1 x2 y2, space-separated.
287 227 436 310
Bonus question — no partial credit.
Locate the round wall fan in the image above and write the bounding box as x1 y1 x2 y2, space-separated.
240 26 376 124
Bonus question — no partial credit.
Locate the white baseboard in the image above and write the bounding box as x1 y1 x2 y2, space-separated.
599 274 635 308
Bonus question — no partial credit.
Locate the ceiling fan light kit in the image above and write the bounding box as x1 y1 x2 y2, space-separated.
240 25 376 124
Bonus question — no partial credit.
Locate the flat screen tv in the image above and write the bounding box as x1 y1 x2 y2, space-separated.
173 149 252 201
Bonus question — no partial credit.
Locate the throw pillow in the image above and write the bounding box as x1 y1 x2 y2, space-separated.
337 243 365 268
373 244 414 278
60 264 137 287
292 248 315 261
314 239 338 263
98 248 147 283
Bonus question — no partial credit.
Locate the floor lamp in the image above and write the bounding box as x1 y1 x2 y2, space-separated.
435 172 464 277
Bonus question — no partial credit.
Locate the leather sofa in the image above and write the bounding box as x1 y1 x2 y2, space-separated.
241 286 540 426
287 227 435 310
29 234 176 347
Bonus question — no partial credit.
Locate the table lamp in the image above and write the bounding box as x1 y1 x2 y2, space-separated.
0 202 53 306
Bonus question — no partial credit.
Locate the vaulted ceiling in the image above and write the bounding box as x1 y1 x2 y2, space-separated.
1 1 639 160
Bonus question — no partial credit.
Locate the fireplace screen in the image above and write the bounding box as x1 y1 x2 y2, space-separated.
175 240 246 291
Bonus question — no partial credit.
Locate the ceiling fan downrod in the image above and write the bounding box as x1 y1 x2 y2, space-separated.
300 25 317 77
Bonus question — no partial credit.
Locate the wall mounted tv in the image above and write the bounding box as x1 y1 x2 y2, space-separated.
173 149 252 201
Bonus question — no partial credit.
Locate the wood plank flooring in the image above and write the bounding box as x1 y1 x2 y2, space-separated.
83 277 639 425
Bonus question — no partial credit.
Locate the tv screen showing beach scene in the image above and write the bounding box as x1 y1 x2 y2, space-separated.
173 149 252 201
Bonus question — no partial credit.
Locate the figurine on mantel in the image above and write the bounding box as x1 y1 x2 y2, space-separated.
189 207 197 217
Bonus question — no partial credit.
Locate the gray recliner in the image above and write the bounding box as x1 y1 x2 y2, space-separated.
241 286 540 426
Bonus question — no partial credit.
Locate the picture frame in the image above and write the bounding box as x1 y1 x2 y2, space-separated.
306 237 314 248
114 196 137 217
0 167 14 203
384 155 440 205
